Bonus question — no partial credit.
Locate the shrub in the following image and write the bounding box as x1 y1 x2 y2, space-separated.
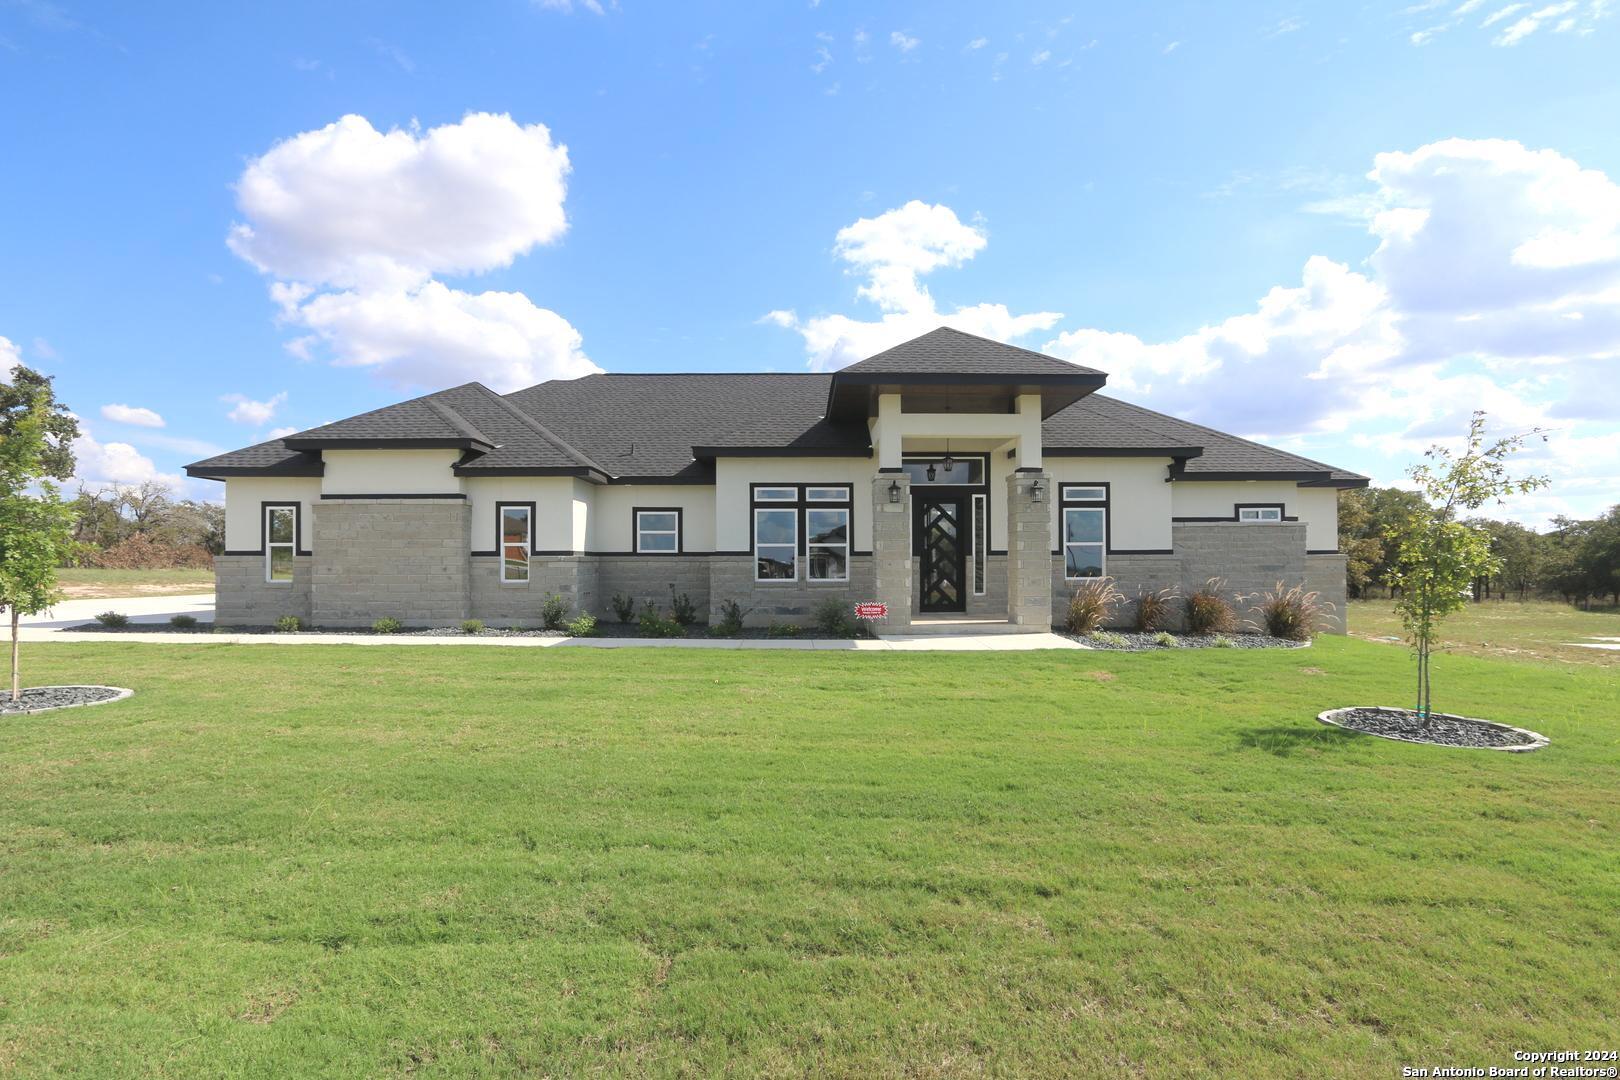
811 597 859 638
1132 587 1178 632
637 603 684 638
1211 634 1235 648
564 613 598 637
1152 630 1177 647
1089 630 1130 647
1064 577 1123 635
94 611 129 628
1185 579 1237 635
609 593 636 623
668 589 699 627
84 533 214 570
1245 581 1332 642
274 615 302 633
711 599 749 637
540 593 572 631
371 617 401 635
766 622 802 638
460 619 484 635
168 614 199 630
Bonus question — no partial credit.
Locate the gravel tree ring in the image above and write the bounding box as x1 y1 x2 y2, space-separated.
1317 706 1548 751
0 686 134 715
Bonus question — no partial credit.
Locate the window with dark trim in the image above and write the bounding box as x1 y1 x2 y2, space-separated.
498 502 532 583
972 492 987 595
1237 504 1284 523
1060 484 1108 580
750 484 853 583
263 503 297 584
635 508 682 553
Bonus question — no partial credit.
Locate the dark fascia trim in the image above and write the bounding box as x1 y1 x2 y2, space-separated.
453 465 611 484
877 466 905 474
692 445 872 459
1173 504 1300 524
1307 549 1343 556
223 548 267 557
186 463 326 480
1109 548 1175 555
1044 446 1204 459
1300 477 1371 489
1170 467 1332 482
1013 466 1045 474
283 436 494 452
471 548 883 559
832 371 1107 389
319 492 466 500
632 506 685 555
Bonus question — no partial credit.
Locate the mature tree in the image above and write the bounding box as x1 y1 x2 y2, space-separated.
0 366 80 700
1337 490 1384 599
1385 412 1547 719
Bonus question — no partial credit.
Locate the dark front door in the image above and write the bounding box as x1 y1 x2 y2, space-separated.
916 496 967 613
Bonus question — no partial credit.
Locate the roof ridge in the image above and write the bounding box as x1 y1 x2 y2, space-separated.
423 397 495 447
475 384 612 476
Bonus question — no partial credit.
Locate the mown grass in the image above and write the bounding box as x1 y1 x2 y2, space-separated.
55 567 215 599
1 639 1616 1077
1350 598 1620 666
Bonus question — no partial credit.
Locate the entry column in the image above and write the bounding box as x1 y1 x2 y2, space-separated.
871 472 912 631
1005 470 1053 628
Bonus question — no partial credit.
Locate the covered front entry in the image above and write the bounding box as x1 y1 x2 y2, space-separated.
914 495 967 612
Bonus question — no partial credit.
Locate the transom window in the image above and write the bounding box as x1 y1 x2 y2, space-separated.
902 455 986 486
1061 483 1108 581
751 484 853 583
264 504 296 584
1238 505 1284 523
635 509 681 553
499 503 532 583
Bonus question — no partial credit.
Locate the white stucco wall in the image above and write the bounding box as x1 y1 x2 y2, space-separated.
1293 487 1341 551
464 476 580 552
1046 457 1174 551
223 477 321 551
714 458 877 551
1171 481 1339 551
320 449 465 495
586 485 717 552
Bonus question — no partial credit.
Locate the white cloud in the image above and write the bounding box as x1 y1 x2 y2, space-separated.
267 426 300 440
1494 0 1577 42
766 201 1062 372
1162 40 1182 53
966 36 988 49
221 391 288 426
1031 49 1051 64
228 112 570 291
280 281 599 393
68 423 181 490
890 30 919 52
99 403 165 428
1482 3 1530 25
0 335 18 368
534 0 607 13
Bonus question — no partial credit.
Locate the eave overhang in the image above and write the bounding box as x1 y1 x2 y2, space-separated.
825 371 1108 424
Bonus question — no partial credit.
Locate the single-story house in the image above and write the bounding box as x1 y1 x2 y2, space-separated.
186 327 1367 632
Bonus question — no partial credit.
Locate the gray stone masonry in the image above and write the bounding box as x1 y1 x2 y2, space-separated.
709 555 876 628
214 554 311 625
1304 552 1349 634
1053 552 1184 630
312 498 471 627
871 474 912 630
1006 471 1053 627
470 555 598 627
596 555 710 622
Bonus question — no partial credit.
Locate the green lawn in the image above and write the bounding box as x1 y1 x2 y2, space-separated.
1350 598 1620 666
2 640 1616 1077
56 567 215 599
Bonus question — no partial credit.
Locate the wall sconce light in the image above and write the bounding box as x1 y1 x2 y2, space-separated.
1029 479 1044 503
888 479 902 504
925 462 937 482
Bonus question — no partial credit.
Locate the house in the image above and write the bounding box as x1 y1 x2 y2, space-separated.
186 327 1367 632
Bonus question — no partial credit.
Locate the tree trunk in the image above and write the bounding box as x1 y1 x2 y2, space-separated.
10 607 19 703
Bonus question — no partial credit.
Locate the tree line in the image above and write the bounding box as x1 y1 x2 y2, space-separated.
1340 488 1620 608
67 481 223 569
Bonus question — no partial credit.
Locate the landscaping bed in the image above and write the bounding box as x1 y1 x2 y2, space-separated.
63 621 567 638
1318 705 1549 750
1058 629 1311 651
0 685 132 714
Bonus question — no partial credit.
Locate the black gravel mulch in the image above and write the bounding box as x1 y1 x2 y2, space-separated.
1319 706 1547 750
0 686 130 715
1058 630 1310 651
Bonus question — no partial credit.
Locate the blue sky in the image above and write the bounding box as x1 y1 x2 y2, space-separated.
2 0 1616 523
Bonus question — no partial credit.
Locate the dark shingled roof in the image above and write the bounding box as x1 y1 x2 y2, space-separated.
186 330 1366 487
840 326 1103 379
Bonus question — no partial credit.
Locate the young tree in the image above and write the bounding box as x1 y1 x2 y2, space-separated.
0 365 80 701
1386 412 1547 719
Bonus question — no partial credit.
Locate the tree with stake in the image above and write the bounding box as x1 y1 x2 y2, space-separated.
1386 412 1546 720
0 365 80 701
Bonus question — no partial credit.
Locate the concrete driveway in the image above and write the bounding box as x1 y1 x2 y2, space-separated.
21 593 216 630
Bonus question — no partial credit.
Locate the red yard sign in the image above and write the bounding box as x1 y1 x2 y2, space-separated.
854 602 888 620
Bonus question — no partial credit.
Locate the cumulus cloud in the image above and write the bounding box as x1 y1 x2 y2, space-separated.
230 112 597 391
67 420 182 491
0 335 18 368
99 403 165 428
767 201 1062 371
221 391 288 425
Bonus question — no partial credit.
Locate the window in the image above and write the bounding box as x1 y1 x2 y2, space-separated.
1238 505 1283 523
755 508 797 580
264 504 296 584
902 456 986 486
972 493 987 596
500 503 531 583
635 509 681 553
806 486 850 502
755 486 798 501
806 507 848 581
1061 482 1108 580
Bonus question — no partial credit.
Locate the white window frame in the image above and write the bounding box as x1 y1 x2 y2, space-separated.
754 507 798 583
805 506 849 583
805 486 850 502
1062 507 1107 581
972 492 987 596
1238 506 1284 523
499 503 532 584
754 486 798 502
264 504 296 585
1061 485 1107 502
634 510 681 554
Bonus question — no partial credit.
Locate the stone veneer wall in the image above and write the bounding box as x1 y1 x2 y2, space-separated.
214 554 311 625
594 555 710 621
870 474 912 631
1304 552 1349 634
708 555 876 627
311 498 471 627
469 555 598 626
1006 472 1053 628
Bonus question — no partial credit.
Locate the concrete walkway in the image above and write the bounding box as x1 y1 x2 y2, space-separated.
21 592 1086 651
